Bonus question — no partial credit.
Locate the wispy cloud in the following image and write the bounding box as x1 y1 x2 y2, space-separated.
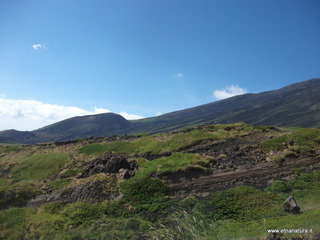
0 97 143 131
32 43 47 50
175 73 184 79
213 85 247 100
32 44 42 50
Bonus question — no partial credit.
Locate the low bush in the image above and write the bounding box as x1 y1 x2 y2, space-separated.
121 177 168 204
49 178 71 190
62 202 104 225
0 207 29 240
207 186 283 221
266 180 292 193
0 181 41 208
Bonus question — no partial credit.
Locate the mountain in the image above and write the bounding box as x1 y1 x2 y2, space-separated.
33 112 130 142
131 78 320 133
0 78 319 144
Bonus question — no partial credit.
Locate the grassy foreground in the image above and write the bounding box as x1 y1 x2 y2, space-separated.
0 123 319 239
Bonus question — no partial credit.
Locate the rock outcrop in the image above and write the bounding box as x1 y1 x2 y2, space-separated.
27 153 138 208
284 195 301 214
79 153 137 178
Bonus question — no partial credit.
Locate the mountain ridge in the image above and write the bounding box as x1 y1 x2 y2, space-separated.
1 78 319 144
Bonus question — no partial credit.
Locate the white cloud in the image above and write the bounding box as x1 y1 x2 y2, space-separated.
175 73 184 79
118 111 144 120
93 107 111 114
213 85 247 100
32 44 42 50
0 97 144 131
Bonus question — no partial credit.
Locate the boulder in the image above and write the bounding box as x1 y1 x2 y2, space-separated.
80 153 136 178
284 195 300 214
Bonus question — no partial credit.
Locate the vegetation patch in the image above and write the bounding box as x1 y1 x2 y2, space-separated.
79 130 217 156
62 202 105 225
207 186 283 221
0 181 41 209
121 177 169 204
0 207 28 240
131 153 210 181
0 146 19 155
10 152 69 182
261 128 320 152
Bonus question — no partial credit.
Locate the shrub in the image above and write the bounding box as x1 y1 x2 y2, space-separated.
207 186 282 221
62 202 104 225
41 202 65 214
121 177 169 204
0 207 26 228
0 181 41 208
0 208 27 240
49 178 71 190
266 180 292 193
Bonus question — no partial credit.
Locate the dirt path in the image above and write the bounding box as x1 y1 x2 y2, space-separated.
168 157 319 198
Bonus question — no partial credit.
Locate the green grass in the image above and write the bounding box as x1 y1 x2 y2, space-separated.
10 152 69 182
0 146 19 154
148 207 320 240
0 179 8 187
120 153 209 206
0 208 28 240
261 128 320 152
78 126 240 156
79 129 218 156
132 153 210 180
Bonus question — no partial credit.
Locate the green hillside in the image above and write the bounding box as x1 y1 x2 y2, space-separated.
1 122 320 239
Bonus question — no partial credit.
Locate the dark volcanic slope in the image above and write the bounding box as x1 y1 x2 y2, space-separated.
129 78 320 134
0 113 130 144
0 78 319 144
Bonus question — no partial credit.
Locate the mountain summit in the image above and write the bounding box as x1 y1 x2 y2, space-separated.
1 78 319 144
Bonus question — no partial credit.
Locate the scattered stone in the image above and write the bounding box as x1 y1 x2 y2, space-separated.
284 195 300 214
119 168 131 180
266 233 284 240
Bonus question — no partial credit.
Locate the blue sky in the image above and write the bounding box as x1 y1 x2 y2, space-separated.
0 0 319 130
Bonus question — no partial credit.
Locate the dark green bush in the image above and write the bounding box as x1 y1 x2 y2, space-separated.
41 202 65 214
0 181 41 208
207 186 282 221
267 180 292 193
0 207 26 229
62 202 104 225
49 178 71 190
121 177 169 204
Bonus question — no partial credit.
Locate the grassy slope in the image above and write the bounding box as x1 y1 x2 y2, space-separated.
0 123 319 239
